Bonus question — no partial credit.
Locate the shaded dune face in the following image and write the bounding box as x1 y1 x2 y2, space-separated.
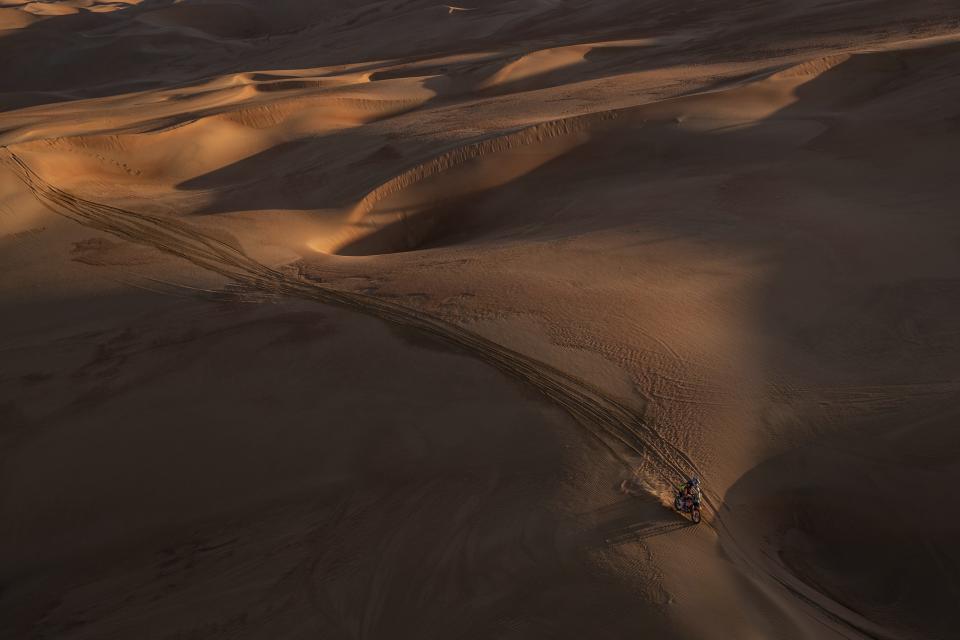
333 43 960 255
0 296 673 639
727 402 960 640
3 2 960 639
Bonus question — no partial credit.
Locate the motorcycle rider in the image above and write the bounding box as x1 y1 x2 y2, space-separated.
676 477 702 510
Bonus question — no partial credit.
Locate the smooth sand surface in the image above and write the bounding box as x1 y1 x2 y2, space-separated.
2 2 960 638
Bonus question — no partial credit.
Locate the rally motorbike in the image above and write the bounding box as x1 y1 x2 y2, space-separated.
674 492 702 524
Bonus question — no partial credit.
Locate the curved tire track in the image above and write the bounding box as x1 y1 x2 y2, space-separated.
5 149 882 639
3 149 702 497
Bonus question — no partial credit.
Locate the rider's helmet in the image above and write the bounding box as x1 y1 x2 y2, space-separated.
690 477 700 487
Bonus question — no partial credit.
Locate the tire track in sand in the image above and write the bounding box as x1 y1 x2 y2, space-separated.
3 149 702 498
5 149 886 640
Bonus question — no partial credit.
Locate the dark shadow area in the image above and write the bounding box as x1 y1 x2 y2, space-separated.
722 398 960 640
0 295 681 639
0 0 240 110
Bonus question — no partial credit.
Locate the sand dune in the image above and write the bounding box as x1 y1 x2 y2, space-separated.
135 2 264 39
3 1 960 639
333 43 943 254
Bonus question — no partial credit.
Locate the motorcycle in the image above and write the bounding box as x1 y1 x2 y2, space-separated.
674 493 702 524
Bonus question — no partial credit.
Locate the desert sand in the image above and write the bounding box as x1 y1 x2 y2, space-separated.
2 1 960 638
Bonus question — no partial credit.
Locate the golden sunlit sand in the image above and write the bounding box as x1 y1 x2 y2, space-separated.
2 2 960 638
